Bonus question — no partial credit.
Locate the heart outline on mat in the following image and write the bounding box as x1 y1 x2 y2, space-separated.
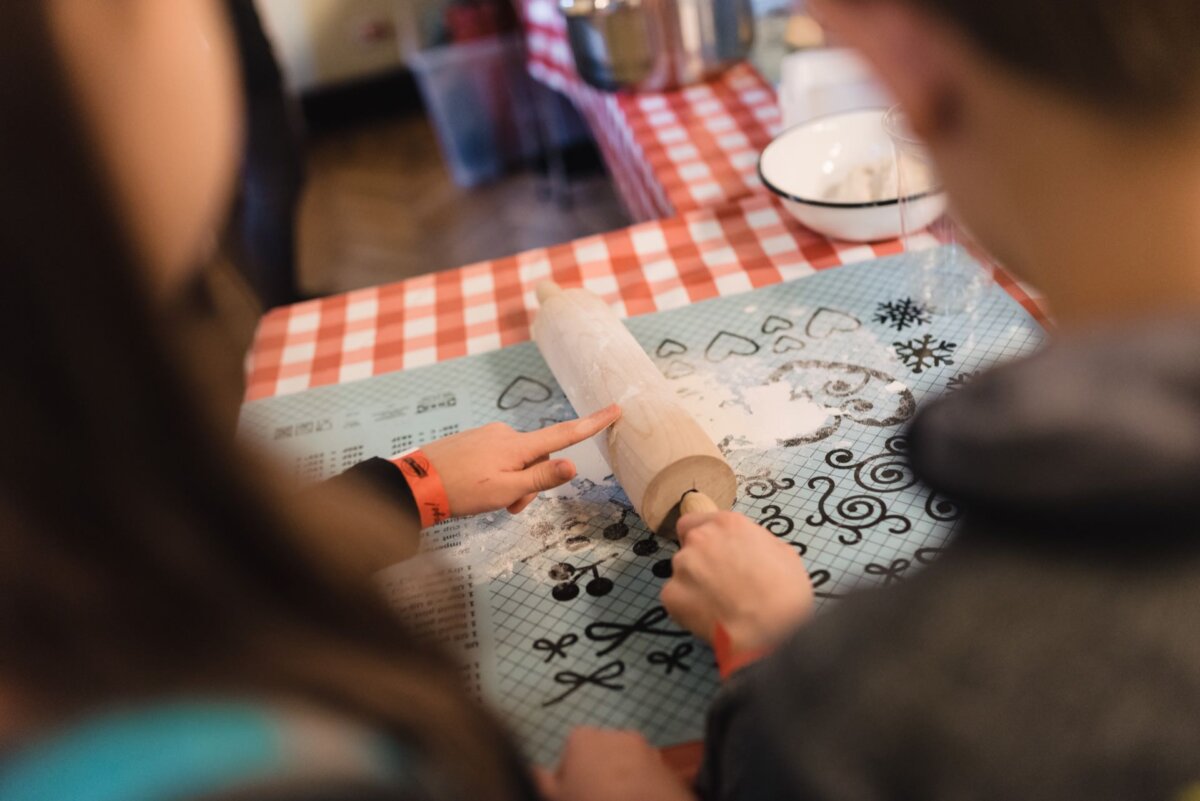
662 360 696 379
804 307 862 339
773 335 805 354
705 331 761 363
497 376 553 410
655 338 688 358
761 315 793 334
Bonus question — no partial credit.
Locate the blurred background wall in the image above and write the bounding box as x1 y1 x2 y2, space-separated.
255 0 440 91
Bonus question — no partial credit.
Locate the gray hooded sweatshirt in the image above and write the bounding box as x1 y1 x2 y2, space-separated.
699 319 1200 801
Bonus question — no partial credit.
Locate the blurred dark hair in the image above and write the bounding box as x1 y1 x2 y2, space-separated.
867 0 1200 113
0 5 521 798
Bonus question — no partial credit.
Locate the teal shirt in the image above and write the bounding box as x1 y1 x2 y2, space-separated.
0 701 411 801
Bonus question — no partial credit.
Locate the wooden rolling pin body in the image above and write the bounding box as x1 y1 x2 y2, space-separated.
532 283 736 534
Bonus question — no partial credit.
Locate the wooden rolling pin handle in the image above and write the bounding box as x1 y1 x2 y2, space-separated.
679 490 720 516
536 280 564 304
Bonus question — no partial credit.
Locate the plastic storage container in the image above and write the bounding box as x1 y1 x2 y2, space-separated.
411 35 584 187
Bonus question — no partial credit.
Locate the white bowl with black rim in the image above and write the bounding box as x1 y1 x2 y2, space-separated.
758 108 947 243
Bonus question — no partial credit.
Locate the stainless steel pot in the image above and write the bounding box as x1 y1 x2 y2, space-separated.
559 0 754 92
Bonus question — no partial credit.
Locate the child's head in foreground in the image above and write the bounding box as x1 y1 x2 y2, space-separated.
815 0 1200 324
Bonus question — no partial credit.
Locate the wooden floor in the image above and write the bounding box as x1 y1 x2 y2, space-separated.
297 113 631 296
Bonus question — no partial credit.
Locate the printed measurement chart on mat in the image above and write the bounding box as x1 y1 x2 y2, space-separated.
238 253 1045 764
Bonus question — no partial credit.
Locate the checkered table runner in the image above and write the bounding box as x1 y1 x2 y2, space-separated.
617 64 782 213
517 0 780 221
245 193 1042 401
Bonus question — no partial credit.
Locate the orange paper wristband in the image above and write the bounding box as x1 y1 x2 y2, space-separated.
712 622 772 681
390 449 451 529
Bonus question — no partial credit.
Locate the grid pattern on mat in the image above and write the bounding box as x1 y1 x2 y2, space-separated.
238 253 1047 764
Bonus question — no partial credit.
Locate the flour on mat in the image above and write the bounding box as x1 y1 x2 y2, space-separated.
671 368 834 451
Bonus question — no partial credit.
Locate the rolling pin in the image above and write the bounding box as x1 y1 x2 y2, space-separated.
531 282 737 536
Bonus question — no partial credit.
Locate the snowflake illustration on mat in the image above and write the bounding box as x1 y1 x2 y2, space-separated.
946 370 982 392
894 334 957 374
873 298 932 331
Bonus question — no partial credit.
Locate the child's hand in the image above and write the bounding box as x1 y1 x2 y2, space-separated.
661 512 814 654
422 404 620 517
537 728 696 801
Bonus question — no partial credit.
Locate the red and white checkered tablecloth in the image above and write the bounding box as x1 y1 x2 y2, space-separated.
518 0 781 221
250 195 926 400
246 193 1044 401
616 64 782 213
518 0 575 86
557 86 670 222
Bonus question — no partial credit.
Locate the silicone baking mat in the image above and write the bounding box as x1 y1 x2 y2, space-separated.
239 252 1044 764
